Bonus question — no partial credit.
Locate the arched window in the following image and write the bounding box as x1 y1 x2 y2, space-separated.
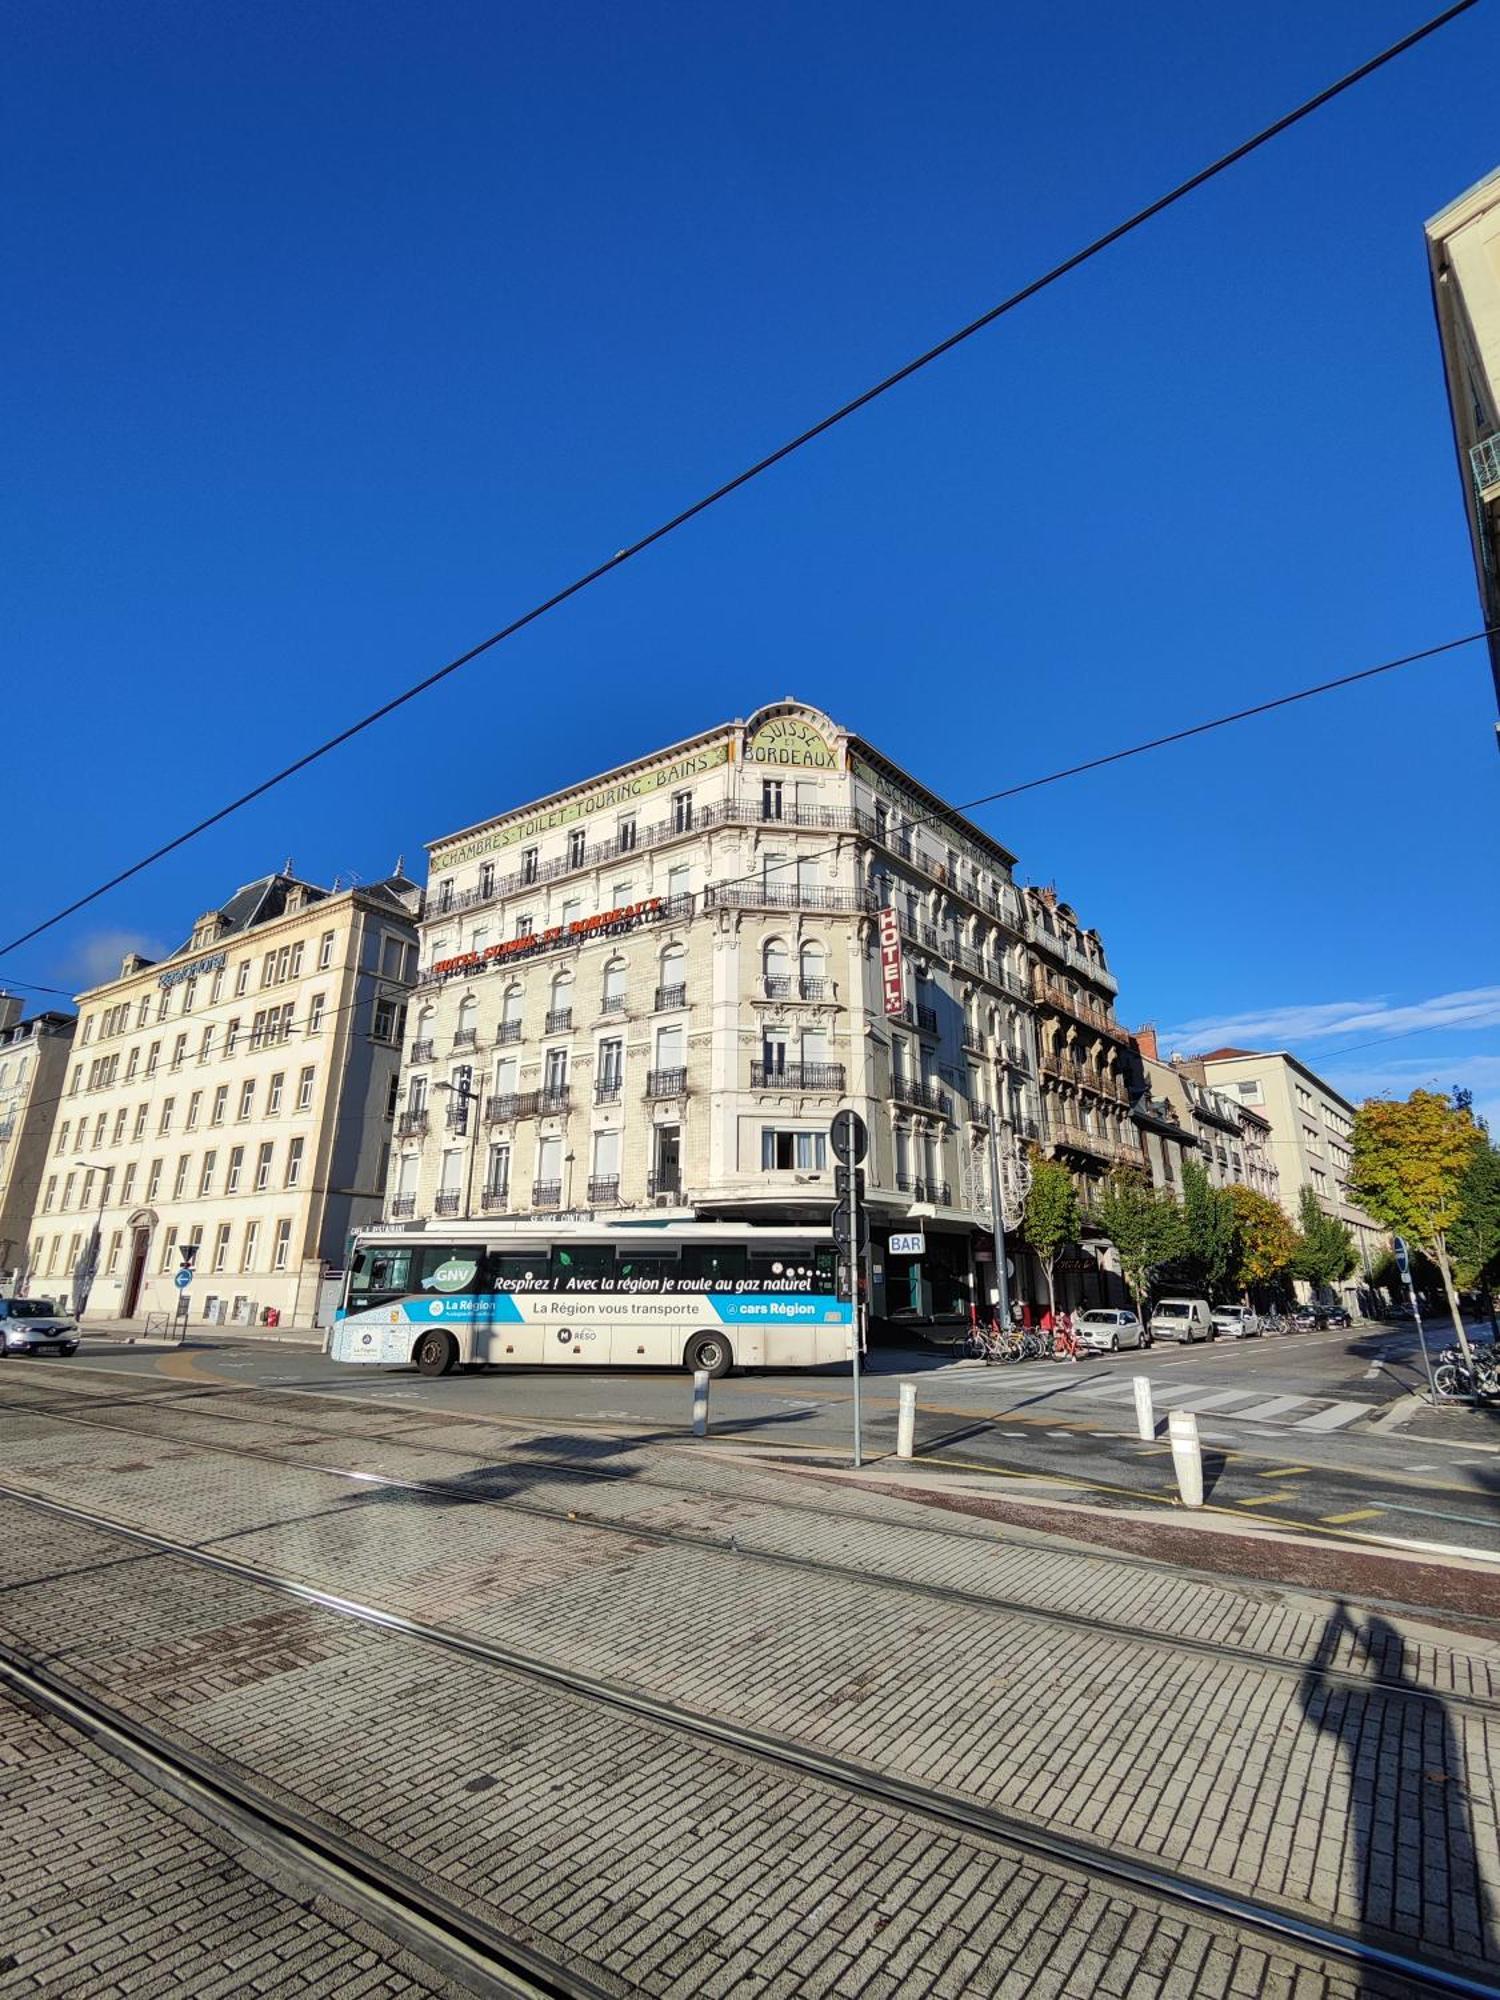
657 944 687 1010
498 984 523 1044
798 939 826 998
763 937 790 996
547 971 574 1033
601 957 627 1014
455 995 478 1047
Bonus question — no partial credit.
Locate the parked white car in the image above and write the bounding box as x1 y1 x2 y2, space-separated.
1211 1305 1261 1339
1076 1308 1149 1352
1149 1298 1215 1344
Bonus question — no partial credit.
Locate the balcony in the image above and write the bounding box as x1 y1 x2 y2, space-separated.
645 1068 688 1099
538 1085 571 1116
1473 433 1500 502
480 1184 509 1211
409 1039 434 1063
647 1170 682 1201
763 976 833 1002
894 1172 953 1205
1031 971 1130 1042
388 1194 416 1219
395 1109 428 1138
587 1175 621 1206
891 1076 952 1118
544 1008 573 1035
453 1027 477 1050
434 1192 462 1215
444 1105 471 1132
600 993 627 1016
762 976 792 1000
750 1061 846 1092
1047 1121 1141 1166
654 984 687 1011
594 1079 622 1105
532 1182 562 1208
705 881 873 916
1040 1049 1129 1101
484 1087 571 1124
497 1020 522 1045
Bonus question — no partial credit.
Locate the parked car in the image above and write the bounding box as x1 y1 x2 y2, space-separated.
1211 1305 1261 1339
1149 1297 1215 1344
1318 1304 1353 1329
1076 1307 1149 1353
0 1298 79 1356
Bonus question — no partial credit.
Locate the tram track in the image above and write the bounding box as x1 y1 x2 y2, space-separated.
0 1381 1495 1716
0 1476 1491 2000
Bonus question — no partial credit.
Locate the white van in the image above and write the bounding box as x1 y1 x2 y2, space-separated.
1149 1298 1215 1344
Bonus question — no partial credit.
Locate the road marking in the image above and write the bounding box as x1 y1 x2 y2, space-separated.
1292 1400 1373 1431
1235 1496 1283 1508
1228 1395 1313 1422
1258 1466 1311 1479
1373 1500 1500 1530
1322 1509 1385 1524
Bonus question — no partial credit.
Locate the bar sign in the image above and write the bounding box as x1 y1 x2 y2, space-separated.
878 905 903 1018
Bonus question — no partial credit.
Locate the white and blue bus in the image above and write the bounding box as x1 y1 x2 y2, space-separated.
331 1220 851 1378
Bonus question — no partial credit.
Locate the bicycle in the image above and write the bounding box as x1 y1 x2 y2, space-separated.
964 1323 1009 1364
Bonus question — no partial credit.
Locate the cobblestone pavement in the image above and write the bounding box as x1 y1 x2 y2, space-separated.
0 1373 1496 1991
0 1683 469 1998
0 1502 1423 2000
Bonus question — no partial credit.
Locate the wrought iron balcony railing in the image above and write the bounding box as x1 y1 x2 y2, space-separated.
388 1194 416 1219
532 1181 562 1208
594 1079 622 1105
890 1076 951 1118
647 1170 682 1200
496 1020 522 1044
480 1184 509 1211
395 1109 428 1138
434 1192 461 1215
654 984 687 1011
750 1061 846 1092
409 1039 434 1062
544 1008 573 1035
587 1176 621 1206
645 1068 688 1099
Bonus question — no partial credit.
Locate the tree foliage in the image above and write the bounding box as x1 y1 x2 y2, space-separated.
1023 1156 1080 1312
1351 1090 1482 1343
1450 1142 1500 1292
1226 1184 1299 1292
1290 1185 1357 1297
1176 1159 1238 1299
1091 1170 1187 1318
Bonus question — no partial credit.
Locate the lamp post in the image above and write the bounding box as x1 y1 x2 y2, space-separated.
73 1157 111 1321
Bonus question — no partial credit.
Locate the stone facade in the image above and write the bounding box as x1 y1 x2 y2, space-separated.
0 999 76 1289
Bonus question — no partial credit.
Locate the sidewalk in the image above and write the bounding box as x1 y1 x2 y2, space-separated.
79 1314 326 1350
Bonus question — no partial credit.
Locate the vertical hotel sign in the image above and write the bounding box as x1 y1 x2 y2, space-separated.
878 906 904 1017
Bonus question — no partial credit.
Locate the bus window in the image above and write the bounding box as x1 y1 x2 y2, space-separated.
551 1244 617 1285
412 1245 489 1294
616 1250 679 1285
491 1251 549 1291
748 1249 819 1288
680 1244 746 1283
347 1244 412 1310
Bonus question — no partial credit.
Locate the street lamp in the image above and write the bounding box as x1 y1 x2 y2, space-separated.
73 1157 111 1321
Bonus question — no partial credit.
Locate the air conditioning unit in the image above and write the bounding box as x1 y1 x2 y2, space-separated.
652 1193 674 1208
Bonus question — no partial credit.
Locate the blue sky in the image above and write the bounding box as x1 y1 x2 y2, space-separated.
5 1 1498 1119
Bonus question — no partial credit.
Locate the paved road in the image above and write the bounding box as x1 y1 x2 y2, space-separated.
33 1318 1500 1558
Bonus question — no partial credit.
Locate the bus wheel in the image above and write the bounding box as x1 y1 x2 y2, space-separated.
686 1331 733 1379
414 1330 458 1377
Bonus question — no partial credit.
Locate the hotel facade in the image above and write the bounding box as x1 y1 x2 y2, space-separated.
390 701 1050 1324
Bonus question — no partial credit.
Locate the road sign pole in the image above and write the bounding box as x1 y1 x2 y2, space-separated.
849 1147 863 1468
1395 1237 1440 1406
986 1108 1012 1332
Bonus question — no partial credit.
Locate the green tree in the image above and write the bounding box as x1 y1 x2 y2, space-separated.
1350 1089 1482 1352
1290 1185 1357 1299
1091 1170 1187 1325
1177 1158 1238 1300
1226 1184 1299 1297
1023 1156 1080 1317
1450 1141 1500 1333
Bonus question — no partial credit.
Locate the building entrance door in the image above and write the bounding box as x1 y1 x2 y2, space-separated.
122 1230 149 1317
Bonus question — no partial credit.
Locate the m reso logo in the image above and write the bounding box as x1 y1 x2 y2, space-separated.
556 1326 572 1344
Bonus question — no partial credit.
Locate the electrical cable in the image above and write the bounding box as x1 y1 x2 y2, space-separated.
0 0 1477 966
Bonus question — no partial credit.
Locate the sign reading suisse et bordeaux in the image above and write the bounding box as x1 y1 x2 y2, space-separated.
877 905 903 1018
430 897 667 982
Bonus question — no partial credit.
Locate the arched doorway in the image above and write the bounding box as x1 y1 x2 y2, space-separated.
121 1208 157 1318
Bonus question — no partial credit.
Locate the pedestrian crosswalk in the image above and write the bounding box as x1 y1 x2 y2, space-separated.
1051 1375 1375 1434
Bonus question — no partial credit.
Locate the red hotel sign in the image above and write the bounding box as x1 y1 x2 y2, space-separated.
431 897 666 982
878 905 903 1017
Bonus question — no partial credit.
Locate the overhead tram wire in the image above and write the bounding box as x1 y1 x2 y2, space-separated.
0 0 1479 966
2 620 1493 1035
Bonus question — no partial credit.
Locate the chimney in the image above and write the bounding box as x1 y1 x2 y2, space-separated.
0 995 21 1034
120 952 150 978
1135 1024 1160 1061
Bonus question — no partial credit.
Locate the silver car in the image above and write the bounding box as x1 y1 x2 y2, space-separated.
0 1298 79 1356
1076 1307 1149 1353
1211 1305 1261 1339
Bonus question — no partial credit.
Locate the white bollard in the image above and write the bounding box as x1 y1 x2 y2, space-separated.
896 1381 917 1460
691 1369 710 1438
1133 1374 1155 1442
1168 1407 1204 1508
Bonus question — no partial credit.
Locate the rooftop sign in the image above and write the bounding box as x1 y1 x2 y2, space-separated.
157 951 226 991
745 714 838 769
429 897 668 983
433 745 730 869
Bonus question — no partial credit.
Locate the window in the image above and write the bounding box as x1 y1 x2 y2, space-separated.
616 816 636 853
121 1163 136 1203
57 1119 71 1157
69 1065 81 1095
93 1110 107 1147
598 1037 624 1089
212 1222 232 1273
515 912 533 938
289 941 304 979
1234 1079 1264 1103
159 1097 175 1135
567 828 586 868
486 1142 510 1196
592 1129 620 1179
543 1047 568 1093
226 1146 244 1194
146 1159 163 1200
113 1107 128 1145
255 1142 274 1192
319 929 335 969
762 779 783 821
198 1025 215 1063
267 1072 284 1115
439 1148 463 1195
272 1218 292 1270
133 1103 148 1141
125 1047 140 1081
297 1066 315 1111
666 863 690 905
560 898 581 931
210 967 225 1004
106 1230 123 1275
172 1033 187 1071
145 1042 160 1077
374 996 405 1043
520 846 539 884
478 862 496 900
199 1152 216 1197
186 1091 202 1130
159 1226 179 1273
671 789 694 833
238 1080 255 1120
41 1176 56 1213
240 1221 260 1271
173 1155 191 1200
211 1085 228 1126
136 996 151 1030
763 937 790 992
308 993 326 1033
285 1138 304 1187
760 1128 827 1171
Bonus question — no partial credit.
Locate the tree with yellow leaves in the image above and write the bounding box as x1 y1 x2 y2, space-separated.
1350 1089 1482 1359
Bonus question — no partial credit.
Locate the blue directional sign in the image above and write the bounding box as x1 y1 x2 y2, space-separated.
174 1267 194 1290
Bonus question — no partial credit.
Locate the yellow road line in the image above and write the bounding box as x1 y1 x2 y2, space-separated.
1321 1508 1385 1524
1257 1466 1311 1479
1234 1496 1284 1508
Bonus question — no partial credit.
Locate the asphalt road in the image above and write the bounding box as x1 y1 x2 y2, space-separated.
30 1316 1500 1560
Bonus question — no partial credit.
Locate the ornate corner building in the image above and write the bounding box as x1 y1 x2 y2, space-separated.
389 701 1056 1327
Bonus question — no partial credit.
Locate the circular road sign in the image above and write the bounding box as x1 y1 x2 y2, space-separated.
829 1109 869 1165
174 1267 194 1290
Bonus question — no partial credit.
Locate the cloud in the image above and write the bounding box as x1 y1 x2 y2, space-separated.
1159 987 1500 1054
63 928 173 989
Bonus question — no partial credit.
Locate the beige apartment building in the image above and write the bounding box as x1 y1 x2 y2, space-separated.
1199 1048 1382 1302
1125 1030 1280 1204
1426 166 1500 736
391 700 1046 1327
0 998 76 1289
31 868 419 1325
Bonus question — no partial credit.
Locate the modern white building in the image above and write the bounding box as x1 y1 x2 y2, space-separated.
0 998 76 1291
33 868 419 1326
1426 165 1500 740
391 701 1045 1329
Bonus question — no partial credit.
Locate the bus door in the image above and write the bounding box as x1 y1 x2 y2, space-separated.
542 1243 620 1365
475 1251 548 1365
